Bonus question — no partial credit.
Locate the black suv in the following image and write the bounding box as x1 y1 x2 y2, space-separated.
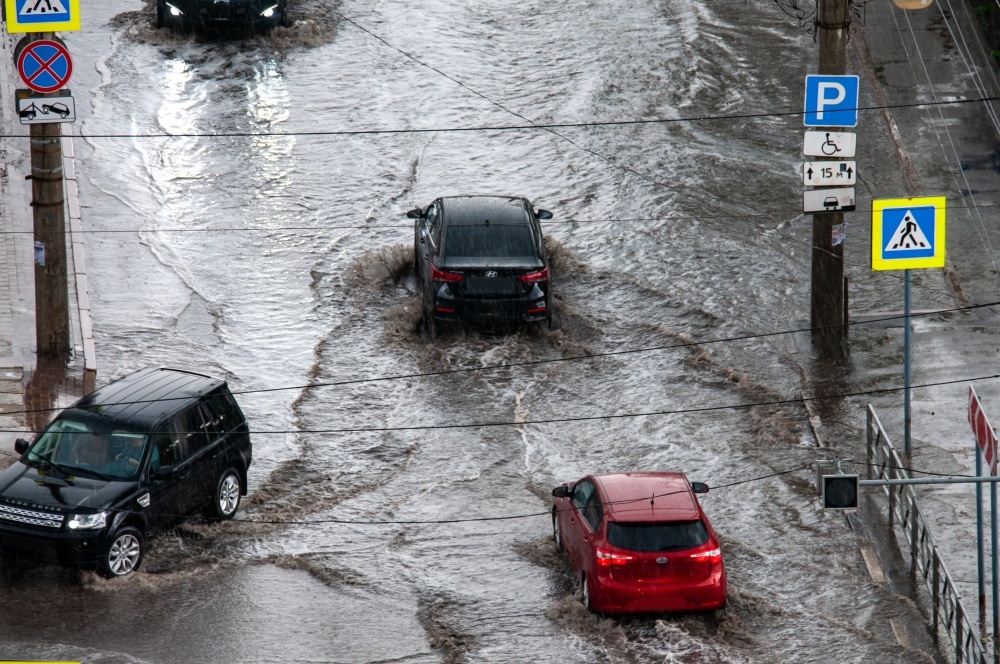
409 196 553 335
156 0 288 32
0 368 252 577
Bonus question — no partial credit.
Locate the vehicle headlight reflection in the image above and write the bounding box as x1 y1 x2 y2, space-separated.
67 511 107 530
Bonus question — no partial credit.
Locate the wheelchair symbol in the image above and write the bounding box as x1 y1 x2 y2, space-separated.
821 133 841 156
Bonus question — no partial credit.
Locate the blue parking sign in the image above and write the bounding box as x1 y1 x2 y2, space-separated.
804 75 860 127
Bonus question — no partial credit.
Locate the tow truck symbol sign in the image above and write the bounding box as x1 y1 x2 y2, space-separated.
16 94 75 125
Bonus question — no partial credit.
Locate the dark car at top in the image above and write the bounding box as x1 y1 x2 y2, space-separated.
552 472 727 614
0 367 252 578
409 195 553 335
156 0 289 32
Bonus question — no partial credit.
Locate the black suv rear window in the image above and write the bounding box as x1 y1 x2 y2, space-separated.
443 224 537 259
607 520 709 553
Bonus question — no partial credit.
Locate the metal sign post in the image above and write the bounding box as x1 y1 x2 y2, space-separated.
871 196 947 455
904 269 912 453
969 386 999 651
978 445 987 626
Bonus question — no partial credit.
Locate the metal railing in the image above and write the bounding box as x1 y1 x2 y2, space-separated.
866 404 988 664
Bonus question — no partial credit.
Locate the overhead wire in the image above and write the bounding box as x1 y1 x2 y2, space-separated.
4 300 997 420
0 97 990 140
100 466 813 526
7 372 1000 436
893 5 1000 282
92 461 976 527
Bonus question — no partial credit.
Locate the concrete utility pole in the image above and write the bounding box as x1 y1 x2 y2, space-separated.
29 33 69 360
811 0 849 362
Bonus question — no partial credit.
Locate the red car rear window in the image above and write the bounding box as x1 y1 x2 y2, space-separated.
607 520 708 553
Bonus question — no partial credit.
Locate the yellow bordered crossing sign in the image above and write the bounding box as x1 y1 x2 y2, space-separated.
4 0 80 33
871 196 946 271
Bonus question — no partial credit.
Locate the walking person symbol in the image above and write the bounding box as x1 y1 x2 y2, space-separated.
894 215 925 249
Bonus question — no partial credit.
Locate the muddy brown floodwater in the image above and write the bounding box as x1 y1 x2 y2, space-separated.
3 0 1000 661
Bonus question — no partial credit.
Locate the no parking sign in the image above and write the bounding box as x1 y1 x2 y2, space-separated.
14 37 72 94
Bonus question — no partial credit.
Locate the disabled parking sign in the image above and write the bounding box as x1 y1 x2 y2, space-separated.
4 0 81 32
871 196 946 271
804 75 860 127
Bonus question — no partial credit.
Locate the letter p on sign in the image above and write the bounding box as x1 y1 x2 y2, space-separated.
804 75 860 127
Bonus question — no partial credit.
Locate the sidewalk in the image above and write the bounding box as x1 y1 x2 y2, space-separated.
0 32 95 469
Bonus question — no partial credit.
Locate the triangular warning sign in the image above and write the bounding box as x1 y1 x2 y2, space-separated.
21 0 67 16
885 210 930 251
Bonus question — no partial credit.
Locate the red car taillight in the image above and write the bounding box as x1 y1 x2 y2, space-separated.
430 265 463 283
689 547 722 565
595 548 633 567
519 267 548 283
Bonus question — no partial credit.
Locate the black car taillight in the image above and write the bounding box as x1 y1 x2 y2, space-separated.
431 265 463 283
519 267 548 283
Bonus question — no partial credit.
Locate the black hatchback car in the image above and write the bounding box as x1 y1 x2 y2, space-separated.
409 196 553 335
0 368 252 577
156 0 288 32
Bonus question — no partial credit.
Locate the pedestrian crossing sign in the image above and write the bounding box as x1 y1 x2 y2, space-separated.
871 196 946 271
4 0 80 33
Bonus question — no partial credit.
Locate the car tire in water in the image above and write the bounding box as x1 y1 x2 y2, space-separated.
210 468 242 520
581 572 593 612
422 283 438 340
100 526 143 578
552 508 563 552
413 239 423 287
155 0 165 28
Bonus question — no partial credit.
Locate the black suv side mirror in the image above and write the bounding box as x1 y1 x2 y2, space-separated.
552 485 569 498
691 482 709 494
14 438 29 455
536 209 553 220
153 466 177 481
406 208 425 219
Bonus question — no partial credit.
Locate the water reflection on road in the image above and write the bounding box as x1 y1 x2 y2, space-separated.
0 0 957 662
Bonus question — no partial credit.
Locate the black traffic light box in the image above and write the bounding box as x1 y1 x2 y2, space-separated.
822 474 859 510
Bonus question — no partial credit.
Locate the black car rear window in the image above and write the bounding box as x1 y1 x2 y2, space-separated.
607 520 709 553
443 224 537 259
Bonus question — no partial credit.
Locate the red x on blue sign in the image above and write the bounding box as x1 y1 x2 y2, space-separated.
16 39 72 94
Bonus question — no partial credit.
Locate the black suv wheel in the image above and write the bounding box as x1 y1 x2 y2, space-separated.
100 526 143 578
210 468 242 520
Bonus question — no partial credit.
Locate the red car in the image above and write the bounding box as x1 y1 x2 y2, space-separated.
551 472 726 614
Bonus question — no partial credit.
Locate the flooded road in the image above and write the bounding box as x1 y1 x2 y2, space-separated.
4 0 997 661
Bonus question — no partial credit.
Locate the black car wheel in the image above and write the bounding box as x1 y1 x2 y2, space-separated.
100 527 143 578
413 238 423 287
422 282 438 340
581 572 592 612
210 468 242 520
552 508 562 551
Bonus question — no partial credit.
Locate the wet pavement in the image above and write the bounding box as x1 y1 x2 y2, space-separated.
0 0 999 661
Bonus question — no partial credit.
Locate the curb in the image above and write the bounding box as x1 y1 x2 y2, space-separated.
62 122 96 375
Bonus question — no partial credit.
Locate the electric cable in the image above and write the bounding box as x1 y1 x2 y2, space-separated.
0 97 990 140
0 200 991 234
7 372 1000 436
5 300 997 420
96 465 813 527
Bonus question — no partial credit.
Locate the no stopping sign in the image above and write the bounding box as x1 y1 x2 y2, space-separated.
15 38 73 94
